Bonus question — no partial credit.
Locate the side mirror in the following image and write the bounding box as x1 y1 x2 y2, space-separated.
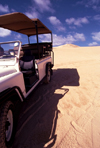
9 49 15 56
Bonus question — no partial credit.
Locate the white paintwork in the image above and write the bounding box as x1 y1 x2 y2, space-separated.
36 56 51 80
0 41 26 99
0 41 53 100
0 66 17 77
0 71 26 97
0 57 17 66
0 56 52 99
25 56 52 98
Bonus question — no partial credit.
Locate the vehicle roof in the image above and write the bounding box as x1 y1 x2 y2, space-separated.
0 12 52 36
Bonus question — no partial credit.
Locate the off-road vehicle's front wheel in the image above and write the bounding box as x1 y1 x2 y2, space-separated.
0 101 15 148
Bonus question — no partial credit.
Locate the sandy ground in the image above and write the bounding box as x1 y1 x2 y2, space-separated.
13 44 100 148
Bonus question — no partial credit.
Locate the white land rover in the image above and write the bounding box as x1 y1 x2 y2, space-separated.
0 12 54 148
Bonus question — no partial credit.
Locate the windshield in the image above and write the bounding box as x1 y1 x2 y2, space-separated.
0 41 21 66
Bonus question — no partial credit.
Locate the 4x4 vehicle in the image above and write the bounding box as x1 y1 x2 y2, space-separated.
0 12 54 148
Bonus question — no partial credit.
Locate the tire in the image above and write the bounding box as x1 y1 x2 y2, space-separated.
0 101 15 148
45 64 51 84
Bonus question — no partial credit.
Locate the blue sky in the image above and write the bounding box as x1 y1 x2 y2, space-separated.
0 0 100 46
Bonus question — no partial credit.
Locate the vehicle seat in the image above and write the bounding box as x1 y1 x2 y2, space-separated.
20 50 35 76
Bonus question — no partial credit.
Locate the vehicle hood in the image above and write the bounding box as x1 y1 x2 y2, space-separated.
0 66 17 77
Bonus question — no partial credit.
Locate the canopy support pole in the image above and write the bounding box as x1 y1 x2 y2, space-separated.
35 21 40 59
51 33 53 46
28 36 30 44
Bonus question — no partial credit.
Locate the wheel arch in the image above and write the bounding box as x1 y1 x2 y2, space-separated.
0 86 25 107
46 62 53 76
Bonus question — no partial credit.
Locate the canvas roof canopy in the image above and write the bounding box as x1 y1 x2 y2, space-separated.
0 12 52 36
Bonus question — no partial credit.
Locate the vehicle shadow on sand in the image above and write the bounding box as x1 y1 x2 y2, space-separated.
13 68 80 148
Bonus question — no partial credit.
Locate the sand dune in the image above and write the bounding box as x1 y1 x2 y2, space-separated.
55 44 80 48
52 44 100 148
13 44 100 148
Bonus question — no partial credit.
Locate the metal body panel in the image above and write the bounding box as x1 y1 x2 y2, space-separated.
0 71 26 97
25 56 52 98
